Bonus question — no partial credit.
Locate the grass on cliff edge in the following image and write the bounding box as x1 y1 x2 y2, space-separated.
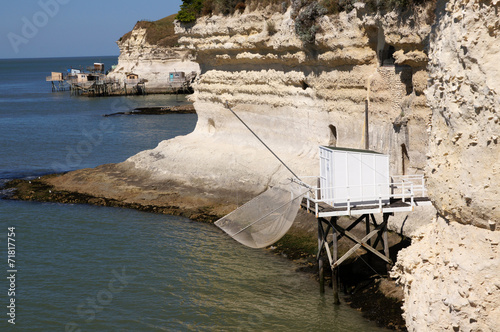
119 14 179 47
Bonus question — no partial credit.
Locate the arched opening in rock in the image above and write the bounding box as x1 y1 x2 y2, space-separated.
401 143 409 175
328 125 337 146
380 45 396 66
376 26 396 66
208 118 216 133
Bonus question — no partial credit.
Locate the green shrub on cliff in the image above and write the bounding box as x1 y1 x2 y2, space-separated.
294 2 327 44
176 0 205 22
292 0 434 44
177 0 289 22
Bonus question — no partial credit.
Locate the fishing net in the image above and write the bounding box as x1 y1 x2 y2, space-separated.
215 180 308 249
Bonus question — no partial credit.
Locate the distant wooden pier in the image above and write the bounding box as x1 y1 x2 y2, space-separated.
47 62 196 96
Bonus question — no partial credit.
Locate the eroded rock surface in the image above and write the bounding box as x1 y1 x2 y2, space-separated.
426 0 500 227
392 218 500 332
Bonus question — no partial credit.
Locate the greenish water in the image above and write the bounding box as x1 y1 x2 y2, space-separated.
0 57 385 331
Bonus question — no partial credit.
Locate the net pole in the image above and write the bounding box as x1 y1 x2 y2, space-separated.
225 102 301 182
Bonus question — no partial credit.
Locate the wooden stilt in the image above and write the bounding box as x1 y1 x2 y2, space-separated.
383 213 391 273
314 213 396 302
319 258 325 294
331 217 340 304
365 214 371 247
332 266 340 305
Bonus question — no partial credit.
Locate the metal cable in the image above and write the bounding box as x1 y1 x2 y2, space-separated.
225 102 301 181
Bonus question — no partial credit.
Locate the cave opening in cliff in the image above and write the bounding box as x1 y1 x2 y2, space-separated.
401 143 409 175
328 124 337 146
375 26 396 66
380 45 396 66
208 118 216 133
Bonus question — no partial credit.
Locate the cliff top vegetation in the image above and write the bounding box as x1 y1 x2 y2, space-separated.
176 0 434 23
119 14 179 47
118 0 434 47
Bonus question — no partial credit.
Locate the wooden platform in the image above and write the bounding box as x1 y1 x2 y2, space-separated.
301 196 432 217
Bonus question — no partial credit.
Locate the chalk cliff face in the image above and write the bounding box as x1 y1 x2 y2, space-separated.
391 2 500 331
426 0 500 228
108 27 200 92
128 4 435 201
392 218 500 332
87 2 500 330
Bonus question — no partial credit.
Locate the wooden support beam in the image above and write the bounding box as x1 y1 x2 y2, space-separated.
383 213 391 273
319 258 325 294
365 214 371 247
316 213 395 300
332 224 391 268
316 220 331 259
326 214 366 243
331 217 340 304
317 216 340 304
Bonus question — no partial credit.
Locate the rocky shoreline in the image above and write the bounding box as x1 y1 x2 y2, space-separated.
2 166 409 330
103 104 196 117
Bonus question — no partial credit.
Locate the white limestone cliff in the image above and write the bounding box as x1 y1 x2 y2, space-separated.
107 26 200 92
128 5 434 204
112 2 500 330
425 0 500 227
392 1 500 330
392 217 500 332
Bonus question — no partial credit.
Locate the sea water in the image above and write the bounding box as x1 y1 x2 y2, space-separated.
0 57 385 331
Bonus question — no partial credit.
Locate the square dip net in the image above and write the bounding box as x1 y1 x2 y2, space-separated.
215 180 308 248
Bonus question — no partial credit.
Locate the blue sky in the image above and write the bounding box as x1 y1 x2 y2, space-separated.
0 0 183 59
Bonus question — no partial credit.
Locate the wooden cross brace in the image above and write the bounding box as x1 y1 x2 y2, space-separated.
317 214 393 270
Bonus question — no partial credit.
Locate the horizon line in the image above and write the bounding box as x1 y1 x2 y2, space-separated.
0 54 120 61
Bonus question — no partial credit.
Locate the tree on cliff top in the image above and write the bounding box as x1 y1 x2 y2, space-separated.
176 0 205 22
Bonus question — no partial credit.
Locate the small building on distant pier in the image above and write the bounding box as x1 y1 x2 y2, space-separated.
47 72 63 81
169 71 185 82
75 73 88 83
93 63 105 73
125 73 139 84
46 72 65 91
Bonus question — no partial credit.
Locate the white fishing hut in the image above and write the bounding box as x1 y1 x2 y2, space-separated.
303 146 430 218
300 146 431 302
319 146 390 209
